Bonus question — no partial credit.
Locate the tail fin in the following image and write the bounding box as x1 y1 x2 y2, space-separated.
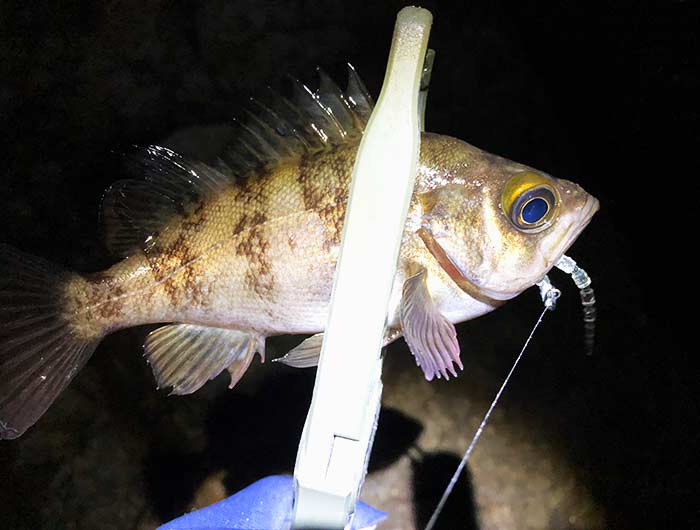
0 244 99 440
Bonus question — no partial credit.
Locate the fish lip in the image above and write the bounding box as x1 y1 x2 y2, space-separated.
548 194 600 269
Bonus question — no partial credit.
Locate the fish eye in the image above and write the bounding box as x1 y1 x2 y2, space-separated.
522 197 549 223
501 171 559 232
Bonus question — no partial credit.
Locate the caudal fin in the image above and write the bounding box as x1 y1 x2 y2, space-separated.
0 244 99 440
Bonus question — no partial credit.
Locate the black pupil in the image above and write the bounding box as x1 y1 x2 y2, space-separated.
522 197 548 223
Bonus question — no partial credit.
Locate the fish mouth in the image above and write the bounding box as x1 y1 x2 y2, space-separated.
548 194 599 269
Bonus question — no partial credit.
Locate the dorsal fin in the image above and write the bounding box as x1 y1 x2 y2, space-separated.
101 64 374 258
101 146 232 257
345 63 374 125
222 64 373 171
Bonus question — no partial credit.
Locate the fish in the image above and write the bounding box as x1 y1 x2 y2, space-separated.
0 66 599 440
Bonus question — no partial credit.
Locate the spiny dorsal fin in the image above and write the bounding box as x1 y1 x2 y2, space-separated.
345 63 374 125
101 64 374 258
222 63 373 171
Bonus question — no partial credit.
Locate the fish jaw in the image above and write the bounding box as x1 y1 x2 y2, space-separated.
537 182 600 274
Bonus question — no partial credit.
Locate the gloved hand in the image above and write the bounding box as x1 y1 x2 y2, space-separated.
158 475 386 530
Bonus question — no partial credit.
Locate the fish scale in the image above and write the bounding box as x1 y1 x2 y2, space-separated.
0 68 598 440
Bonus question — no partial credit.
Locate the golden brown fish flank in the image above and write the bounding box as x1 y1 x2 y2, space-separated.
62 143 356 341
61 132 587 345
1 68 597 439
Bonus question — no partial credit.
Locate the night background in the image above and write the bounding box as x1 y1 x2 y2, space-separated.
0 1 689 529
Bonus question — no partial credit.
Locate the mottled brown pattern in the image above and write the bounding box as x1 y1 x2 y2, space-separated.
192 199 207 217
318 201 345 252
241 173 267 208
81 274 128 323
230 213 249 238
59 132 596 353
232 179 270 234
71 134 467 341
248 211 267 230
235 224 274 299
298 152 330 213
298 145 352 252
141 198 216 307
183 204 209 230
63 253 160 340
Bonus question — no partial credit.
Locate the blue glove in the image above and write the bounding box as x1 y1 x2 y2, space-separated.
158 475 386 530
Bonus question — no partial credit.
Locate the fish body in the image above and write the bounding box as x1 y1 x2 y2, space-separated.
0 68 598 439
66 136 499 337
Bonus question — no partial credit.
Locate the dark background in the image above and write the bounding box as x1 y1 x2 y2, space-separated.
0 1 690 529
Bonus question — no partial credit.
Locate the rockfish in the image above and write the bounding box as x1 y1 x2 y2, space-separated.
0 67 598 439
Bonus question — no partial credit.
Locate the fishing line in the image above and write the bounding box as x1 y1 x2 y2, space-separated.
423 305 550 530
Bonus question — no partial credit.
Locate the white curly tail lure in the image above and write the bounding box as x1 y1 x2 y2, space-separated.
554 255 596 355
538 255 596 355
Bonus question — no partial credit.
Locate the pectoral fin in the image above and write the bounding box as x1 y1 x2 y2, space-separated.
144 324 264 395
274 329 403 368
400 267 462 381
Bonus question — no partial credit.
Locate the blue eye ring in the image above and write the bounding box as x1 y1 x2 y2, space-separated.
510 185 557 232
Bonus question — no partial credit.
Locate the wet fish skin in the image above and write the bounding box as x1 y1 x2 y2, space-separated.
66 133 596 339
0 73 598 439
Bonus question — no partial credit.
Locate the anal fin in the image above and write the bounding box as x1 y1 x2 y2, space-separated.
144 324 264 395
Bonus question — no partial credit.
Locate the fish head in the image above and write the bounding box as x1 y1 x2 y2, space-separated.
418 140 599 301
